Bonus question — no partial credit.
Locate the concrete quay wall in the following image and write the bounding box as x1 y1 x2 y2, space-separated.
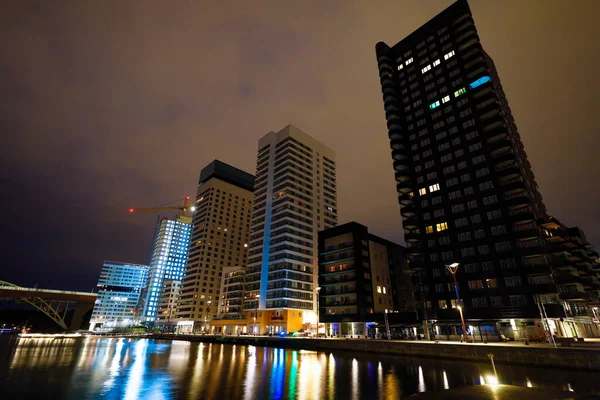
149 334 600 371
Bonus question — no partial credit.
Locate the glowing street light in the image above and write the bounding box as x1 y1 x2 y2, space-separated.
446 263 468 343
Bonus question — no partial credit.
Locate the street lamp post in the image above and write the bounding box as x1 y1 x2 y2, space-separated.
254 294 260 336
315 287 321 337
446 263 468 343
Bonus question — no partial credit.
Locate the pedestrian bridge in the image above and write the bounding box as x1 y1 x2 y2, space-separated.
0 280 97 330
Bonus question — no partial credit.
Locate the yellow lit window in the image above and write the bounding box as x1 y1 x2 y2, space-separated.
454 87 466 97
383 287 387 294
377 286 382 293
426 226 434 234
419 188 427 196
436 222 448 232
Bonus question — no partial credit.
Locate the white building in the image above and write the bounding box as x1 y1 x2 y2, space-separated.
244 125 337 334
89 261 149 331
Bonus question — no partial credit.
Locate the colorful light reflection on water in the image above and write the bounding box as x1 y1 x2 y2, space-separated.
1 337 599 399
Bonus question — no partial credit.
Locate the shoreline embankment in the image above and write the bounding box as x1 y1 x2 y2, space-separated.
146 333 600 371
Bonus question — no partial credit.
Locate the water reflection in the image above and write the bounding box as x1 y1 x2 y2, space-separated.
1 337 600 399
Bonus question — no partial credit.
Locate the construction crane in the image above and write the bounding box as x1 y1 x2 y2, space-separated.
129 196 195 217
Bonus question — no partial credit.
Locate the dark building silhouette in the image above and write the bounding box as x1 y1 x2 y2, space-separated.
318 222 415 337
375 0 599 339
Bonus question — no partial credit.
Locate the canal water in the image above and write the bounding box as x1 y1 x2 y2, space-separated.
0 336 598 399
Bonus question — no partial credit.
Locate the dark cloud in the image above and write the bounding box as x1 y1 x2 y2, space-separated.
1 0 598 290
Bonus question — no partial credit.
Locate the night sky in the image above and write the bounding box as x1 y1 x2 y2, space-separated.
1 1 598 291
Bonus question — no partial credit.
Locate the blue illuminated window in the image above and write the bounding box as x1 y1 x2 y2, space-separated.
469 76 491 90
429 101 440 110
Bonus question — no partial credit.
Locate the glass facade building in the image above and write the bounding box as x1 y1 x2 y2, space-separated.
141 215 191 323
89 261 149 331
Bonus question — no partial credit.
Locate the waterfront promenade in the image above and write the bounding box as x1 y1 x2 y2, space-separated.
147 333 600 370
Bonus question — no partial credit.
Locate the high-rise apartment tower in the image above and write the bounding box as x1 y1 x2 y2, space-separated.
375 0 599 337
141 215 191 323
244 125 337 334
174 160 254 333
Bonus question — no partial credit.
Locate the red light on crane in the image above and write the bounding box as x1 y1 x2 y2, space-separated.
185 196 190 200
129 208 135 213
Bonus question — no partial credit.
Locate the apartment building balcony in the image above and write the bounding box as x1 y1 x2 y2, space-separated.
492 150 516 165
496 166 520 181
392 148 408 162
512 222 538 239
398 191 415 206
555 268 584 285
321 252 355 263
508 209 535 224
400 203 417 217
501 179 526 196
321 264 356 276
393 161 410 175
320 243 354 255
322 287 357 296
567 307 596 318
402 215 419 230
505 193 530 210
559 284 589 301
550 253 577 269
518 244 544 257
406 242 424 256
324 299 357 307
214 314 246 321
388 128 403 141
404 231 421 243
321 273 356 286
528 283 558 295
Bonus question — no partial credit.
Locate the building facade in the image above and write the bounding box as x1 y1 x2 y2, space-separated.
141 215 191 324
155 279 181 329
244 125 337 335
89 261 149 331
375 0 600 339
174 160 255 333
212 266 247 334
318 222 412 337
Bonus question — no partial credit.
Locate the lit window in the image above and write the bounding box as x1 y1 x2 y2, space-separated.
419 188 427 196
405 57 413 65
444 50 455 60
454 87 466 97
383 287 387 294
469 76 491 89
397 64 404 71
429 183 440 192
436 222 449 232
421 65 431 74
441 95 450 103
429 101 440 110
433 59 441 67
426 225 434 234
377 286 382 293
